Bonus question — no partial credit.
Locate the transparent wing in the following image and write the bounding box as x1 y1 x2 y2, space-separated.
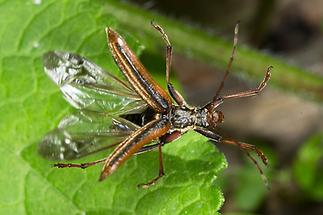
43 51 148 115
38 111 140 160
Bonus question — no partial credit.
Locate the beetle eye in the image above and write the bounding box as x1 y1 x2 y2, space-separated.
206 110 224 128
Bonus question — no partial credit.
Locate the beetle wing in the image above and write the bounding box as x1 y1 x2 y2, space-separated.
107 28 172 113
43 51 148 115
38 111 141 160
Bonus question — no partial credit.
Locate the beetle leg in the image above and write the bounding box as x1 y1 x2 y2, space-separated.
136 131 181 154
138 141 165 189
242 150 270 189
194 128 269 188
53 142 121 169
53 143 163 170
221 139 269 189
194 127 222 142
221 66 272 100
54 118 171 178
221 139 268 165
135 142 165 154
150 21 189 108
195 127 266 164
53 141 164 169
167 83 189 108
54 158 106 169
150 21 172 86
52 143 164 170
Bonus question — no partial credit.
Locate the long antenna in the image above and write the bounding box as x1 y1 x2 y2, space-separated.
213 22 239 101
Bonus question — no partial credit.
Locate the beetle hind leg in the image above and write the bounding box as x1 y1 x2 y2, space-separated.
54 158 106 169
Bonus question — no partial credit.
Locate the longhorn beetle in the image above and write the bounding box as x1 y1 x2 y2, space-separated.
39 22 272 188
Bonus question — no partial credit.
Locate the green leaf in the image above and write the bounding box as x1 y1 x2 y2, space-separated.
0 0 226 214
293 133 323 200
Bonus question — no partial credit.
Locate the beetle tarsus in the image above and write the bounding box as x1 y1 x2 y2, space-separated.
137 172 165 189
53 158 106 169
221 139 268 165
243 150 270 190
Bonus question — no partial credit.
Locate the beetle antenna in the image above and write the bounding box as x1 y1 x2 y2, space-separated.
213 21 239 101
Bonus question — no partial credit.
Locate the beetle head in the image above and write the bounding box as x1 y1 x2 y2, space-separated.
204 98 224 129
206 109 224 129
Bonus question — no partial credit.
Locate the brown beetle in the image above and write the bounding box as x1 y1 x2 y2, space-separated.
39 22 271 188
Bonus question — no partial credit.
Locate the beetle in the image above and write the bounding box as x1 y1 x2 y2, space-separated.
39 22 272 188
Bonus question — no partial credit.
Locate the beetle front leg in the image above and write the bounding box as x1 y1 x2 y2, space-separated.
151 21 189 108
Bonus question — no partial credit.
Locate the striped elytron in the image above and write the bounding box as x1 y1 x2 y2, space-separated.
39 22 272 188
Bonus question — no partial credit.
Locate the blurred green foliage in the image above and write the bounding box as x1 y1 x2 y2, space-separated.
293 133 323 200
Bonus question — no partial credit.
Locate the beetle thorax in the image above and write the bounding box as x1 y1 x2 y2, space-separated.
169 107 209 131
